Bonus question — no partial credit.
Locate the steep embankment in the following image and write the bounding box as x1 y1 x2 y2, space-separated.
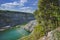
18 20 39 40
19 20 60 40
39 27 60 40
23 20 37 32
19 26 60 40
0 10 35 28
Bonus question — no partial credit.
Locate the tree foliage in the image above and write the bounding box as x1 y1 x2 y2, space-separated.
34 0 60 36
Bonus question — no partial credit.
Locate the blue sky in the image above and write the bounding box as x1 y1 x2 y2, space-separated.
0 0 38 13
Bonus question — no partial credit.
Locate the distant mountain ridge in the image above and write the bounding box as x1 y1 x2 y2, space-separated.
0 10 32 14
0 10 35 28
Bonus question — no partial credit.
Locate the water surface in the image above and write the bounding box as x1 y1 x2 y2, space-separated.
0 27 30 40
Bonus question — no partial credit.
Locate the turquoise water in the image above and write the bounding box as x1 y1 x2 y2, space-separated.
0 27 30 40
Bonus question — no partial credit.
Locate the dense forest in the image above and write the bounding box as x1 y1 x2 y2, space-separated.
19 0 60 40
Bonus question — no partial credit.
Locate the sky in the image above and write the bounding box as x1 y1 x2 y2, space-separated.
0 0 38 13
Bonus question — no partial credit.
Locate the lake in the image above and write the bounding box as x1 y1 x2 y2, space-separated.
0 27 30 40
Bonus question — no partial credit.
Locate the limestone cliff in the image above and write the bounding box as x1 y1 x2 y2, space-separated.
0 10 35 28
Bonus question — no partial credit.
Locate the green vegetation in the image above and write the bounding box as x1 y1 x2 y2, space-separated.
52 30 60 40
19 0 60 40
19 24 45 40
34 0 60 36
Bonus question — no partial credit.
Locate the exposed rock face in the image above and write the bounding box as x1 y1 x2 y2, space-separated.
39 27 60 40
0 10 35 28
24 20 37 32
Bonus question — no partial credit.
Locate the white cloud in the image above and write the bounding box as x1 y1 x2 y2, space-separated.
20 7 31 9
19 7 34 13
19 0 28 6
0 2 17 10
0 0 36 13
1 2 19 6
1 2 18 9
0 0 28 8
1 2 24 7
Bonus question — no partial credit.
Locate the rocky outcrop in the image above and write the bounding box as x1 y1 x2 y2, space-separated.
39 27 60 40
23 20 37 32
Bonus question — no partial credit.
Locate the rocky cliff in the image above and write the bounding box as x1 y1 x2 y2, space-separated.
0 10 35 28
39 27 60 40
23 20 37 32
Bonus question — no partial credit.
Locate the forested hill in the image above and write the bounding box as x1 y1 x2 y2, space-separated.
0 10 35 28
